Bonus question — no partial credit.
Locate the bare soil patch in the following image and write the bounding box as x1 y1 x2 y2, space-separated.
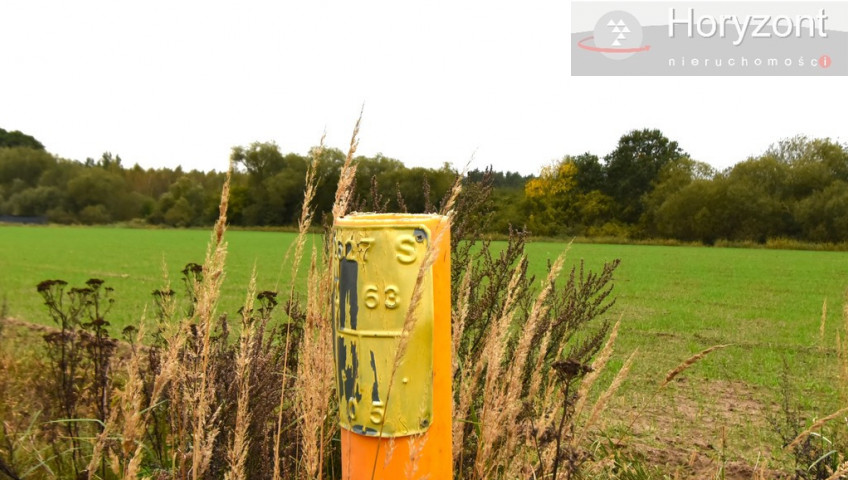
603 377 796 478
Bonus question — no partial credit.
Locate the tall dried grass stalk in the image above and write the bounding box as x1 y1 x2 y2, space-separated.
660 344 729 389
841 291 848 405
472 290 517 478
272 135 323 294
86 322 148 480
499 254 566 455
295 248 335 479
452 258 473 381
118 322 150 480
453 254 526 467
288 134 324 299
189 165 232 480
840 331 848 407
620 342 729 452
825 462 848 480
271 325 293 480
820 298 828 346
224 271 257 480
571 319 621 423
273 129 331 480
530 318 623 478
292 134 334 480
573 349 637 447
395 217 451 371
527 326 554 403
161 283 192 474
752 453 768 480
450 259 473 461
87 395 118 478
472 251 568 479
439 172 464 217
525 245 571 408
786 406 848 451
158 257 177 320
332 108 363 219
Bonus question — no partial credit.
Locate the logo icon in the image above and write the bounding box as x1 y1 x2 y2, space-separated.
578 11 650 60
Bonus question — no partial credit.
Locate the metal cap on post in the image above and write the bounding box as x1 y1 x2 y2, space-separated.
332 213 452 480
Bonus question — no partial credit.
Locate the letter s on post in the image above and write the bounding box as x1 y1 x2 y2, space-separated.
395 234 417 264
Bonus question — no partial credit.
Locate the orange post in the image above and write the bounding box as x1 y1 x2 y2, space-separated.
333 213 452 480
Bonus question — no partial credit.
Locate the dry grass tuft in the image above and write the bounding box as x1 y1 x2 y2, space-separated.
449 174 622 479
472 250 569 479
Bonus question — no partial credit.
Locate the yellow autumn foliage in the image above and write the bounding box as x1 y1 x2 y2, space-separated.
525 160 578 199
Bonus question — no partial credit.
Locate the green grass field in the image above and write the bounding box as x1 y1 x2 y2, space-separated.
2 224 847 470
2 225 846 388
0 225 316 330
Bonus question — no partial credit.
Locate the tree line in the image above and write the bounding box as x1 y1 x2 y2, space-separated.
1 127 846 243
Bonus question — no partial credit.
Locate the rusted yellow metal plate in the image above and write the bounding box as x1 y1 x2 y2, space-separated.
332 214 436 437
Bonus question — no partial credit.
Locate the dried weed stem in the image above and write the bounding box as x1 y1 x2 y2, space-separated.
661 344 729 389
786 406 848 451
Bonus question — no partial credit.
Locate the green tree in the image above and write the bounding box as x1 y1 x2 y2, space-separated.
571 153 605 193
231 142 311 225
3 186 64 216
38 158 85 190
603 129 685 224
724 155 793 239
641 157 715 236
149 176 209 226
66 168 129 223
232 142 289 180
653 178 724 243
262 157 308 224
0 147 56 190
79 204 111 224
0 128 45 150
794 181 848 242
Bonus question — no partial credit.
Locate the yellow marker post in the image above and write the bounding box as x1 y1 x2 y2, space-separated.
332 213 452 480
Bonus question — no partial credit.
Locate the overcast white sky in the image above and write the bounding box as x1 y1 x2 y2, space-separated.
1 0 845 176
